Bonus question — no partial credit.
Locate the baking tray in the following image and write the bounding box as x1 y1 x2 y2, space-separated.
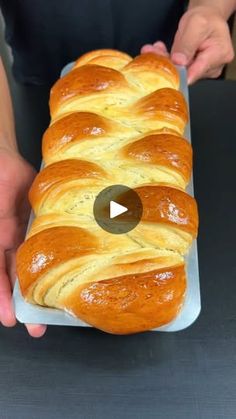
13 63 201 332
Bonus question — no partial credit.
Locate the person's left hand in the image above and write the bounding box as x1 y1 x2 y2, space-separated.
0 147 47 338
141 5 235 84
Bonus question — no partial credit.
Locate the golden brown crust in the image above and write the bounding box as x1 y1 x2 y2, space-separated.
134 87 188 125
62 264 186 334
50 64 135 119
16 226 98 297
122 133 192 183
73 49 132 69
138 185 198 237
29 159 106 211
118 185 198 237
123 53 179 88
43 112 111 153
42 111 129 164
16 48 199 334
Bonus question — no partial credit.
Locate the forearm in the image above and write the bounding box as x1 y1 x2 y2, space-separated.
0 58 18 152
188 0 236 19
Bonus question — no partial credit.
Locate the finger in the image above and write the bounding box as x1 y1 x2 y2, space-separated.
5 249 17 287
141 43 169 57
153 41 168 53
141 44 156 53
187 47 225 84
0 248 16 327
188 65 224 84
152 41 169 57
171 14 210 66
205 65 224 79
3 250 47 337
25 323 47 338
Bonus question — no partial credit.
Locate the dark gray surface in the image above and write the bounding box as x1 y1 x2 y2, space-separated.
0 80 236 419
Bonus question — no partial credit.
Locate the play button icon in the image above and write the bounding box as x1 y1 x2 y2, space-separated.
110 201 128 219
93 185 143 234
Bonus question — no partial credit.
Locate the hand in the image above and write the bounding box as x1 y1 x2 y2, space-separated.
0 147 46 337
141 6 235 84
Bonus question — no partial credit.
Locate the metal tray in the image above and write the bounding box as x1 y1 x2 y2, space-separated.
13 63 201 332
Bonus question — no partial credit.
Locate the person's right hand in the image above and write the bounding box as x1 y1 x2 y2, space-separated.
0 147 47 337
141 5 235 84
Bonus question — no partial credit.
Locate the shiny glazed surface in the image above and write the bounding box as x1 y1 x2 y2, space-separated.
16 49 198 334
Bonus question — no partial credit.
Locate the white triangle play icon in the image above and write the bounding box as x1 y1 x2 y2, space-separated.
110 201 128 219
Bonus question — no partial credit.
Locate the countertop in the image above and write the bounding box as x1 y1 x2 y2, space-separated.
0 80 236 419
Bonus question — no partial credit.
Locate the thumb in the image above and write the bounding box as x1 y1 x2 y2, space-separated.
171 13 209 66
0 248 16 327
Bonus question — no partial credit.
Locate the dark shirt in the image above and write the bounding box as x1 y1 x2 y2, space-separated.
0 0 186 85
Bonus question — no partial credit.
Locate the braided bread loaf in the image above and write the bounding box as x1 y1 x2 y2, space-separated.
16 49 198 334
